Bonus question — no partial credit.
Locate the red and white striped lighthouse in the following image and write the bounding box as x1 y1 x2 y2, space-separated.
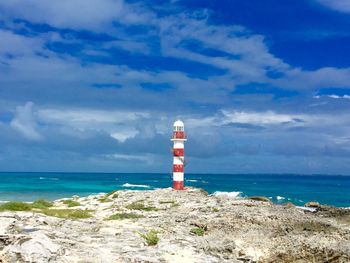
171 120 187 190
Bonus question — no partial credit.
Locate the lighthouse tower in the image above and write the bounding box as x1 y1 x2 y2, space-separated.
171 120 187 190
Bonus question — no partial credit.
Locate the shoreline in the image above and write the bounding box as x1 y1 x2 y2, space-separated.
0 187 349 262
0 172 349 207
1 190 349 209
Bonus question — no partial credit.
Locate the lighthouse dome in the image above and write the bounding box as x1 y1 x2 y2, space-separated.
173 120 184 127
173 120 184 132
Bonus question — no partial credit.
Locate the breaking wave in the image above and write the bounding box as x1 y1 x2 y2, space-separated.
39 177 59 181
211 191 242 198
122 183 150 188
187 179 198 182
276 196 285 200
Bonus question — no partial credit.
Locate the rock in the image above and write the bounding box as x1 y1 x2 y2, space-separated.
305 201 321 208
247 196 271 202
0 188 348 262
72 195 80 200
283 202 295 208
0 232 62 263
0 217 16 235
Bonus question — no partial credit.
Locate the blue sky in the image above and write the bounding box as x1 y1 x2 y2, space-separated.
0 0 350 174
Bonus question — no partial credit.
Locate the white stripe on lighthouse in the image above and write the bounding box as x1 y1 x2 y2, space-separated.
173 141 184 148
173 157 184 165
173 172 184 181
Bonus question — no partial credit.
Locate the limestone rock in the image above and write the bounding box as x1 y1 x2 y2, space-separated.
247 196 271 202
305 201 321 208
0 232 62 263
0 188 348 262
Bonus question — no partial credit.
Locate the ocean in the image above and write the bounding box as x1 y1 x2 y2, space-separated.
0 172 349 207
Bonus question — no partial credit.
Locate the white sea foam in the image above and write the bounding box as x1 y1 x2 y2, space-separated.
122 183 150 188
187 179 198 182
211 191 242 199
276 196 285 200
39 177 59 180
296 206 317 212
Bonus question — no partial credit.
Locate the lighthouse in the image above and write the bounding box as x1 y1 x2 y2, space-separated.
171 120 187 190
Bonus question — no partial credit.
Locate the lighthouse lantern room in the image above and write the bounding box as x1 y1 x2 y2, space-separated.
171 120 187 190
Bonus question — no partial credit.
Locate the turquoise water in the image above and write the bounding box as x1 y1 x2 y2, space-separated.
0 172 349 207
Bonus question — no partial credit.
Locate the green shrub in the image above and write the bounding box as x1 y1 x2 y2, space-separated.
138 230 160 246
42 209 91 219
0 201 32 211
126 201 158 211
62 199 81 207
107 213 143 220
31 199 53 209
190 227 205 236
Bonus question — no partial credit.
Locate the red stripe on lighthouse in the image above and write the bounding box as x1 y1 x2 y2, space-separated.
173 131 185 139
173 164 184 172
173 181 184 190
173 148 184 156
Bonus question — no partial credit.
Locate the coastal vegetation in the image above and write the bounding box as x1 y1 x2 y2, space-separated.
0 201 32 211
0 199 53 211
126 201 158 211
41 209 92 219
31 199 53 209
62 199 81 207
106 213 143 220
190 227 205 236
138 230 160 246
0 200 91 219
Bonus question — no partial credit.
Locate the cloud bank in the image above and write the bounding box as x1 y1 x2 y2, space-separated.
0 0 350 174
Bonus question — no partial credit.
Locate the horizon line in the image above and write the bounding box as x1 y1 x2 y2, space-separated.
0 171 349 177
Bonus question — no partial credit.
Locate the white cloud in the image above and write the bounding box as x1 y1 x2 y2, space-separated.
314 94 350 100
274 67 350 90
36 108 149 142
159 14 289 83
221 110 303 126
10 102 42 140
0 0 154 32
317 0 350 13
105 153 152 162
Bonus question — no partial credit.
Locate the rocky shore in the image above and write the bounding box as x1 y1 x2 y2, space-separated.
0 188 349 262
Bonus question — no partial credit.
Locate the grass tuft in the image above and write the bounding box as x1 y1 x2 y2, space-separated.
190 227 205 236
106 213 143 220
0 201 32 211
126 201 158 211
42 209 92 219
62 199 81 207
138 230 160 246
31 199 53 209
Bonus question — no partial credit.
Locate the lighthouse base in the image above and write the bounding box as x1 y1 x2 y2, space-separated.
173 181 184 190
